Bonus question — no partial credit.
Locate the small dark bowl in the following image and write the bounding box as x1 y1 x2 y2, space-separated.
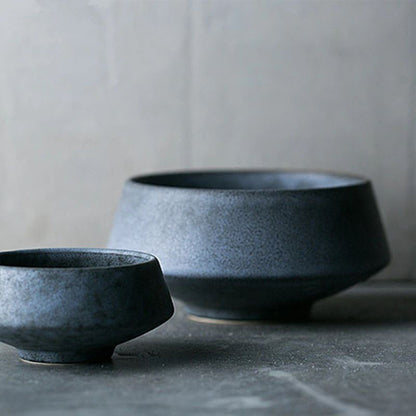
0 248 173 363
109 170 390 320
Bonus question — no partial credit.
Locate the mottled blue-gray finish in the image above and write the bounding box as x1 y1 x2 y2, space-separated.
0 248 174 363
109 170 390 320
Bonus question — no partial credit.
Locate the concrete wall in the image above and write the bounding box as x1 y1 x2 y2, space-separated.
0 0 414 279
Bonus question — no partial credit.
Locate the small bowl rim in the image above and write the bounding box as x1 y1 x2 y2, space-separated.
0 248 157 271
128 168 370 193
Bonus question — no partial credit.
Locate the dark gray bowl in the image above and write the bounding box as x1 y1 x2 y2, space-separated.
109 170 390 320
0 248 173 363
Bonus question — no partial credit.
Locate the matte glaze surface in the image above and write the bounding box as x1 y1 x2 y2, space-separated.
0 248 174 363
109 170 390 320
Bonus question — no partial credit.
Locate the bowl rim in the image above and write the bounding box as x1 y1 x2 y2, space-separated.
127 168 370 193
0 248 158 271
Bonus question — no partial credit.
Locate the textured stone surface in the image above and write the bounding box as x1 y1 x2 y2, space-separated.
0 281 415 415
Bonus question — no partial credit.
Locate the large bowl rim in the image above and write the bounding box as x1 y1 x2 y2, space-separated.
128 169 370 193
0 248 158 271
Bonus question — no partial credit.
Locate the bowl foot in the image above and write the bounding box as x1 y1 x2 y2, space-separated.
17 347 115 364
185 303 312 322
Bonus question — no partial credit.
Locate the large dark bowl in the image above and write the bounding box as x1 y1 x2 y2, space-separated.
109 170 390 320
0 248 173 363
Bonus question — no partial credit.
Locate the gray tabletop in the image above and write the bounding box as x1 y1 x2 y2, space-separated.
1 281 415 416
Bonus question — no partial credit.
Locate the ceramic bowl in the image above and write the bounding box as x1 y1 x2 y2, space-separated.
109 170 390 320
0 248 173 363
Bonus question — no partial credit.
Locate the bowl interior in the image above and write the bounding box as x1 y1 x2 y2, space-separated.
0 249 152 269
134 171 364 191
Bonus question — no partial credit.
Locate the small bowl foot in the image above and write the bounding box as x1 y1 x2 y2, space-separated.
17 347 115 364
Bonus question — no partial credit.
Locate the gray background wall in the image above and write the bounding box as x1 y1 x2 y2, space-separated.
0 0 414 280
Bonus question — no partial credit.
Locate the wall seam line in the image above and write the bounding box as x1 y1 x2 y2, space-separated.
408 0 416 280
184 0 194 169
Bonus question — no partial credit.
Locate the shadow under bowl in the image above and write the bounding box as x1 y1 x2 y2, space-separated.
109 170 390 320
0 248 174 363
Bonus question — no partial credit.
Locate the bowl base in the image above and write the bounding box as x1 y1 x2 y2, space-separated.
17 347 115 364
185 303 312 322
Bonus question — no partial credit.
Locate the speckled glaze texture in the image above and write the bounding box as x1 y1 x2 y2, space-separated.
0 248 174 363
109 170 390 320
